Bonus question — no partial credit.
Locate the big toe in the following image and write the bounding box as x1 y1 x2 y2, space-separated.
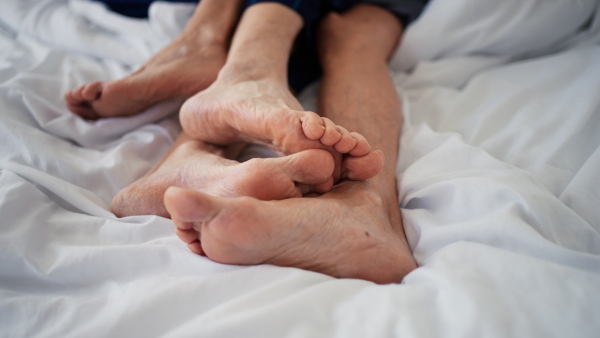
165 187 227 257
341 150 384 181
281 149 335 193
165 187 218 225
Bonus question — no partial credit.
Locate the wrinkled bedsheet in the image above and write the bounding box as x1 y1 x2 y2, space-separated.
1 0 599 337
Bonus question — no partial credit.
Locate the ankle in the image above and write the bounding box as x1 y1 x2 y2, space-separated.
183 0 243 46
217 62 286 85
178 20 234 48
361 172 400 213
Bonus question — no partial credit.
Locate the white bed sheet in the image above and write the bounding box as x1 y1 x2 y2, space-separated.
1 0 599 337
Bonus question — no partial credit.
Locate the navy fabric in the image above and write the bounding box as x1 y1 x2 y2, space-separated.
247 0 428 91
94 0 427 91
96 0 198 18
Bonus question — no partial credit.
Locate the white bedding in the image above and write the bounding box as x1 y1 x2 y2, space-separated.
1 0 599 337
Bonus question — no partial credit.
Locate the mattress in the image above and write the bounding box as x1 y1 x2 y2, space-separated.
1 0 599 337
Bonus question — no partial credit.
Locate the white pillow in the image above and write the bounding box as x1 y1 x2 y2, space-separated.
390 0 598 71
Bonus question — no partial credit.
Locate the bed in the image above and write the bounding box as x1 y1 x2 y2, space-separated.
1 0 599 337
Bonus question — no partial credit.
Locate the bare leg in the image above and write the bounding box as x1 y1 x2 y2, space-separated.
180 3 383 181
112 131 335 218
317 4 406 239
65 0 241 120
165 5 417 283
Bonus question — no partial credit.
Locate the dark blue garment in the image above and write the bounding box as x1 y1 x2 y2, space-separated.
97 0 198 18
247 0 428 91
94 0 427 91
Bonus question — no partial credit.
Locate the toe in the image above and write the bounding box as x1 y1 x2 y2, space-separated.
313 176 335 194
64 90 77 104
68 103 101 120
320 118 343 146
234 158 301 200
165 187 233 258
188 241 205 256
175 227 199 243
174 218 206 256
65 83 103 119
164 186 220 225
299 111 326 140
68 86 86 102
242 149 335 199
283 149 335 186
341 150 384 180
333 126 358 153
348 132 371 156
81 81 103 100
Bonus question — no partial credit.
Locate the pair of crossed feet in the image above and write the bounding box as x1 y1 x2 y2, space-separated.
65 44 385 212
64 37 414 283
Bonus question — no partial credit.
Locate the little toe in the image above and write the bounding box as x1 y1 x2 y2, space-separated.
320 117 343 146
348 132 372 156
300 111 326 140
333 126 358 153
341 150 384 181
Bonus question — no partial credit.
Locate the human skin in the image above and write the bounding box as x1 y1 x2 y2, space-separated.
178 3 383 181
110 2 381 217
65 0 242 119
111 132 336 218
166 4 417 284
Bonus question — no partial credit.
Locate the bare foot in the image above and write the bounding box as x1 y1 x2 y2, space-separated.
65 36 226 120
180 75 384 181
164 181 417 284
111 138 335 218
